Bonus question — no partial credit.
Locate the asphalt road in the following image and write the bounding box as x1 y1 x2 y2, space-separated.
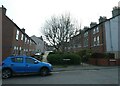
2 67 119 84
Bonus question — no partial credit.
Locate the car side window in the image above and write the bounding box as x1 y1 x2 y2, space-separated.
26 58 35 64
11 57 23 63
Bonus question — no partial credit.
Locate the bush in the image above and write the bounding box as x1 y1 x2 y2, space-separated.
62 53 81 65
104 53 115 59
47 54 63 65
76 49 92 62
90 53 115 59
47 53 81 65
91 53 104 58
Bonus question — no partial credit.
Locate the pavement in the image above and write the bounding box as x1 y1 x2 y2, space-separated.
53 63 119 72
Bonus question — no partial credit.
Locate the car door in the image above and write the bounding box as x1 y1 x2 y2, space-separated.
25 57 41 73
11 57 26 73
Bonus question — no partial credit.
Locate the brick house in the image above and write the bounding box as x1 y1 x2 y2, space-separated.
82 27 90 50
0 6 36 60
31 35 46 53
67 6 120 59
68 33 81 52
89 17 107 53
68 20 106 53
105 7 120 59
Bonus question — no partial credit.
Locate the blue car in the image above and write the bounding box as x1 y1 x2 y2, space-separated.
2 55 53 79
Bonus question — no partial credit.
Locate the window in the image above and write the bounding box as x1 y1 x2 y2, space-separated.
84 32 88 37
25 37 27 43
29 49 31 51
16 30 19 40
96 27 99 33
30 40 31 44
84 38 88 47
16 47 19 51
14 46 16 50
94 37 96 46
27 39 29 44
93 27 99 34
26 58 35 64
97 36 100 45
19 47 22 51
26 49 28 52
21 34 24 40
13 46 17 55
93 29 95 34
94 37 96 42
11 57 23 63
28 39 29 44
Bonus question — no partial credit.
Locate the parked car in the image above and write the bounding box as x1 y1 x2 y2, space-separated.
2 55 53 79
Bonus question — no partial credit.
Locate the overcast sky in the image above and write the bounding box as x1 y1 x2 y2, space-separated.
0 0 120 37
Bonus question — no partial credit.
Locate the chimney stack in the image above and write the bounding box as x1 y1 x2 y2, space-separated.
99 16 107 23
83 26 89 32
90 22 97 28
112 6 120 17
21 28 25 32
2 5 6 14
0 5 7 15
118 1 120 7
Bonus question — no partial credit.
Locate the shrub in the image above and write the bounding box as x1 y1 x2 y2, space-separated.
90 53 115 59
47 54 63 65
104 53 115 59
76 49 92 62
47 53 81 65
62 53 81 65
91 53 104 58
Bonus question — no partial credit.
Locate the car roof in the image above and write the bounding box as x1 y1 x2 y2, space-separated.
7 55 29 58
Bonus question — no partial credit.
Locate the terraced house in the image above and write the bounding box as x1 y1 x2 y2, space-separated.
0 6 36 60
68 6 120 59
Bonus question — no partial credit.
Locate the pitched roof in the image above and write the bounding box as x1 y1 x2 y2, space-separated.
1 6 36 44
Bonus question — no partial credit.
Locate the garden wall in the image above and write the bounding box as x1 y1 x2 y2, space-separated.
89 58 120 66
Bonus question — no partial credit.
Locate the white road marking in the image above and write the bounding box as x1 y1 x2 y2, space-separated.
51 72 60 74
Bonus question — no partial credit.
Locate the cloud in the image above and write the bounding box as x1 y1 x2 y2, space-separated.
0 0 119 37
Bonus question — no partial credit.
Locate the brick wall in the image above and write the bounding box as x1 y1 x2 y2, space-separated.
1 6 36 60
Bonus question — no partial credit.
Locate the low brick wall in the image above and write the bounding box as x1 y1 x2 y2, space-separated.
97 58 109 66
116 59 120 66
89 58 120 66
88 58 97 65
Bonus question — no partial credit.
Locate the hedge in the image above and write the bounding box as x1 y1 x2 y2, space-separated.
90 53 115 59
47 53 81 65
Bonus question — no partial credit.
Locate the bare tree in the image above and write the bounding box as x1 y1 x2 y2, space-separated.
43 14 80 52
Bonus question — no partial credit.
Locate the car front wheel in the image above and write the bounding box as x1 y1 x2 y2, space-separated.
2 69 12 79
40 67 49 76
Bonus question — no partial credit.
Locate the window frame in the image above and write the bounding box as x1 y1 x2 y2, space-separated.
21 34 24 40
11 57 24 63
25 58 36 64
97 36 100 46
16 30 19 40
